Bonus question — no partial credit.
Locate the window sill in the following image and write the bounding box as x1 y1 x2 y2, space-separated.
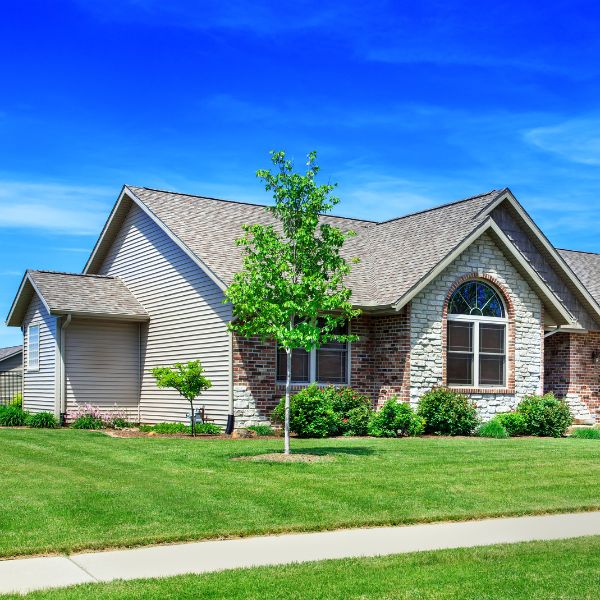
275 381 349 389
446 386 515 395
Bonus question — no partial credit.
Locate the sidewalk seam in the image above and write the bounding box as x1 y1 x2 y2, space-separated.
66 556 100 583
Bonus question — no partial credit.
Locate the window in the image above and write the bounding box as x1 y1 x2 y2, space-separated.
447 281 506 387
27 324 40 372
276 321 350 385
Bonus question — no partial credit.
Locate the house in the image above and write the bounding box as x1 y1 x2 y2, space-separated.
6 185 600 427
0 346 22 372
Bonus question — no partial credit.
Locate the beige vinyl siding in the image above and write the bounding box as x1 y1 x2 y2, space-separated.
22 293 57 414
98 204 232 425
65 318 140 418
0 353 23 372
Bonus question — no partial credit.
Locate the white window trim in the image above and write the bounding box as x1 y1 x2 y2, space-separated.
27 324 40 373
276 324 353 386
447 313 508 388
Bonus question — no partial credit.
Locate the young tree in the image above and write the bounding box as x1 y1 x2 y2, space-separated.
152 361 212 436
225 150 360 454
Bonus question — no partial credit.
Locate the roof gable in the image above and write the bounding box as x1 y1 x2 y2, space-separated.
6 270 149 327
0 345 22 362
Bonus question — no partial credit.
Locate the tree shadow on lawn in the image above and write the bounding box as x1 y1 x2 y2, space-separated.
293 446 375 457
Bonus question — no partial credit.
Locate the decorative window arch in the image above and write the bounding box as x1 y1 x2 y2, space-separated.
446 280 507 387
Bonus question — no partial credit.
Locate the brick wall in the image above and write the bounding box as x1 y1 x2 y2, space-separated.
544 331 600 422
232 309 411 426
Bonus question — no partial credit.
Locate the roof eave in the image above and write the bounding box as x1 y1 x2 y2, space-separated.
5 271 52 327
391 218 576 326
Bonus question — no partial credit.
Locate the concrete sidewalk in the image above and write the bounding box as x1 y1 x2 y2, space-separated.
2 511 600 595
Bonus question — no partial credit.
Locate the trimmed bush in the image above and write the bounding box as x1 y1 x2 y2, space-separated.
0 404 29 426
26 412 58 429
417 388 478 436
325 387 372 435
477 418 509 439
517 393 573 437
247 425 275 436
495 412 528 437
345 405 371 436
273 385 338 438
570 427 600 440
368 397 425 438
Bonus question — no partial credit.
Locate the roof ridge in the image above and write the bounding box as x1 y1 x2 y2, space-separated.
29 269 115 279
558 247 600 257
373 189 501 226
127 185 377 224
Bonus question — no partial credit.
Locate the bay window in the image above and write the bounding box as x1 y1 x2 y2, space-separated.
447 281 507 387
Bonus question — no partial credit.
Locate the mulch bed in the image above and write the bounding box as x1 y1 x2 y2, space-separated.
232 452 333 463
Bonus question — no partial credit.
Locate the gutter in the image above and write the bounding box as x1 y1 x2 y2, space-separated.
544 326 587 339
59 314 72 423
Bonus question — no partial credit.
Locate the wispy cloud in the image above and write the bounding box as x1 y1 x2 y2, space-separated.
524 118 600 165
0 181 113 235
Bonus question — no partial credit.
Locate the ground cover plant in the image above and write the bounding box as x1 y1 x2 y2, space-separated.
26 412 58 429
139 423 221 435
476 418 509 439
1 430 600 559
4 536 600 599
246 425 275 436
570 427 600 440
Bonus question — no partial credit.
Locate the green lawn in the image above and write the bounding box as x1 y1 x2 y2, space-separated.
1 430 599 559
4 536 600 599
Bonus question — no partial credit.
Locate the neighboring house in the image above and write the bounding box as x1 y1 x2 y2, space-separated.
6 186 600 426
0 345 22 372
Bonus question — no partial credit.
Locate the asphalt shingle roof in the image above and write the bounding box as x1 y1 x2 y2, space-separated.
129 186 502 307
28 271 148 319
0 345 21 361
559 249 600 307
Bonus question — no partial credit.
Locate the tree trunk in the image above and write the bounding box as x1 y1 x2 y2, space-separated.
284 347 292 455
190 400 196 437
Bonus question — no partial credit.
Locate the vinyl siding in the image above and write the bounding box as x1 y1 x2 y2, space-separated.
0 353 23 372
22 293 57 414
98 204 232 425
65 318 140 419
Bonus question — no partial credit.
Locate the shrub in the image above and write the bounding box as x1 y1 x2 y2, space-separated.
71 415 103 429
0 404 29 426
417 388 478 436
495 412 528 437
26 412 58 429
110 417 131 429
345 405 371 436
368 398 425 438
477 418 509 439
570 427 600 440
273 385 339 438
324 387 372 435
247 425 275 436
517 393 573 437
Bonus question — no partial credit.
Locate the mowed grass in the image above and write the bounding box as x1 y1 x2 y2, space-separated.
1 430 599 558
5 536 600 599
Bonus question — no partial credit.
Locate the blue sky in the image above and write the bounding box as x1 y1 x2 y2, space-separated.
2 1 600 345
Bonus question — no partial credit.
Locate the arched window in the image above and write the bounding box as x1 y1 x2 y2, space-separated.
447 280 507 387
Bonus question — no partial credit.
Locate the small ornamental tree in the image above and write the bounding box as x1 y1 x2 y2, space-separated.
225 150 360 454
151 361 212 436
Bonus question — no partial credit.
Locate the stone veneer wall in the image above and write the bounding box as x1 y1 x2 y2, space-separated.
544 331 599 423
232 311 411 426
409 232 544 420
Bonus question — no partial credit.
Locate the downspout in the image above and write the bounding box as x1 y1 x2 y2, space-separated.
225 329 235 434
59 314 72 424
